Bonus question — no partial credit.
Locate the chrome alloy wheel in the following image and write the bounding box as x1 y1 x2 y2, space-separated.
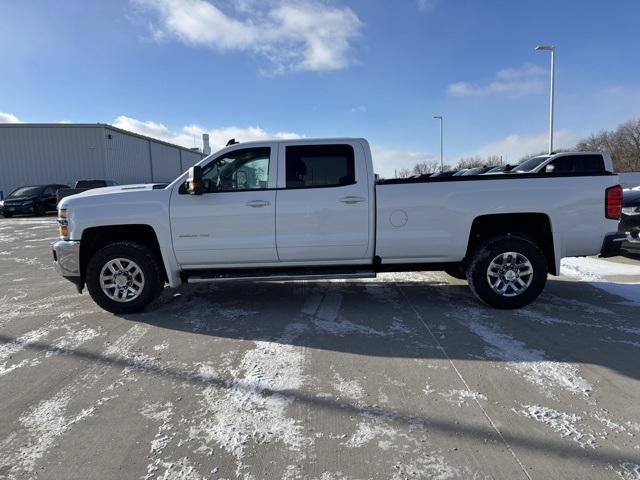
486 252 533 297
99 258 145 303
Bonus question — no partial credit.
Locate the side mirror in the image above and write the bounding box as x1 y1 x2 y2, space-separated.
544 164 555 174
187 166 205 195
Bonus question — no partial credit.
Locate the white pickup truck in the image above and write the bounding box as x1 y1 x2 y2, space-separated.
53 138 625 313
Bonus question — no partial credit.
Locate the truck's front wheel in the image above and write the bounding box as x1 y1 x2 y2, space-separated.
86 242 163 314
466 236 547 309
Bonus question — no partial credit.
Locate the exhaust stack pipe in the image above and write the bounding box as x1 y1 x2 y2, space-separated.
202 133 211 155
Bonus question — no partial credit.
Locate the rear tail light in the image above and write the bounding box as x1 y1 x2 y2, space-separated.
605 185 623 220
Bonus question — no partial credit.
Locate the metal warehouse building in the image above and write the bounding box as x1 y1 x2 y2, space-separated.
0 124 205 197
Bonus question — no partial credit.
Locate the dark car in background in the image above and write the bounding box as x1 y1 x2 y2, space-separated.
56 179 119 204
0 184 69 217
620 187 640 257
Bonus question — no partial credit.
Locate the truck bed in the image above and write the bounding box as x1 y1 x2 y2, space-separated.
375 171 620 273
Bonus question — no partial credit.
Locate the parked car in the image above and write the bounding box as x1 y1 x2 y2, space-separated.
482 165 515 174
53 138 624 314
429 170 457 177
620 187 640 236
0 184 69 217
56 180 119 204
512 152 610 174
621 187 640 257
461 166 498 176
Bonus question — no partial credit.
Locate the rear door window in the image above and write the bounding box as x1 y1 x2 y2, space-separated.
548 154 605 173
286 145 355 188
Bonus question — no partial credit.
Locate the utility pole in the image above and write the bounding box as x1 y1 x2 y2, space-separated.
433 115 444 171
535 45 556 154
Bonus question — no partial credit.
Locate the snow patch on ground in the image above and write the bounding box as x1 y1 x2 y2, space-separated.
345 416 400 450
390 454 479 480
312 318 385 337
561 257 640 278
560 257 640 304
611 461 640 480
188 321 311 475
0 324 149 478
440 389 487 407
514 404 597 449
145 457 203 480
332 370 364 402
460 314 592 397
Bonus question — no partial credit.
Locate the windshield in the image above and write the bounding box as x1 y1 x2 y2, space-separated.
9 186 44 198
513 155 549 172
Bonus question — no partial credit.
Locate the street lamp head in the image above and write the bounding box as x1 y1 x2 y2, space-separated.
433 115 442 120
535 45 555 52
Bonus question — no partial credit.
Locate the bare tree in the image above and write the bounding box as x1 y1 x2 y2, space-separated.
456 156 485 169
576 118 640 172
412 160 441 175
396 168 412 178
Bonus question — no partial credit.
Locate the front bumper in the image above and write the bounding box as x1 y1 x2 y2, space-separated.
1 204 34 215
52 240 83 292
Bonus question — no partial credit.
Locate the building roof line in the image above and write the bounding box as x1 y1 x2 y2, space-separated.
0 123 204 156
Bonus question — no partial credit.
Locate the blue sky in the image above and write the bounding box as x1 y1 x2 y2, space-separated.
1 0 639 177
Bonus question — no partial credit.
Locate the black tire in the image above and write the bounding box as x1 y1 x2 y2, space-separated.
86 242 164 314
35 204 47 216
2 213 12 218
466 235 547 309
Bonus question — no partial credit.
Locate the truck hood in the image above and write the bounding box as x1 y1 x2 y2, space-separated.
59 184 166 208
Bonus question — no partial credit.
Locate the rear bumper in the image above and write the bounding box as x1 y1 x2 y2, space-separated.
52 240 83 292
599 233 630 258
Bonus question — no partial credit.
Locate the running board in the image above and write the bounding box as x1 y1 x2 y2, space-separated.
183 267 376 284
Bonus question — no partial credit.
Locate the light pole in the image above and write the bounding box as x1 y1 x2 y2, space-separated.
433 115 443 171
535 45 556 154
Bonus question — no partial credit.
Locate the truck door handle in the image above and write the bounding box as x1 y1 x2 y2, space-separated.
339 196 365 204
246 200 271 208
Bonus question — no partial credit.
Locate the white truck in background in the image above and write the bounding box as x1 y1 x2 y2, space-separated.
53 138 625 313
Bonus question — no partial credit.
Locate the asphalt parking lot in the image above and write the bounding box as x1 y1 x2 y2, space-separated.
1 217 639 480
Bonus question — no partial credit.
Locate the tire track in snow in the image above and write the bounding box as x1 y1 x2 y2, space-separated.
0 324 149 479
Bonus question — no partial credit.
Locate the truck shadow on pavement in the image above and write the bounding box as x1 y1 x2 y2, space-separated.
132 277 640 382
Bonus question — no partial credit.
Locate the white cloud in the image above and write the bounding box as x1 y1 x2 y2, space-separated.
468 130 579 163
113 115 436 179
112 115 303 151
132 0 362 73
0 112 22 123
371 146 437 179
448 63 546 97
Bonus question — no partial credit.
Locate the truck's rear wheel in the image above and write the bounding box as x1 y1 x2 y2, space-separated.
466 236 547 309
86 242 163 314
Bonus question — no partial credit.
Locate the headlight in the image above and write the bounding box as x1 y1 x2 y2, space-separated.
0 200 4 207
622 206 640 215
58 209 69 238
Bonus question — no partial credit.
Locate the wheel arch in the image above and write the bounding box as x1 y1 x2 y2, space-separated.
79 224 169 286
465 212 557 275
